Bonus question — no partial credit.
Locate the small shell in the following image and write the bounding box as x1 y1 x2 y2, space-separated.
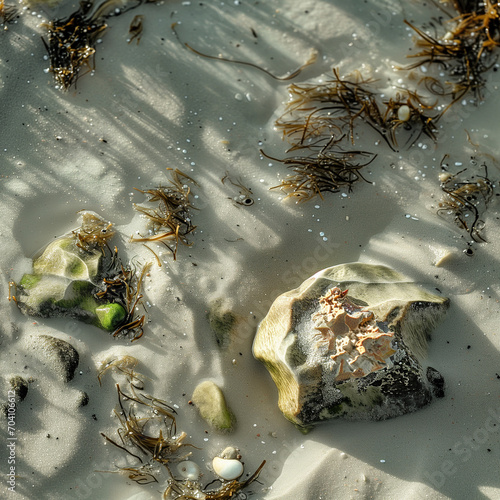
212 456 244 480
397 105 411 122
220 446 238 459
176 460 201 480
439 172 452 183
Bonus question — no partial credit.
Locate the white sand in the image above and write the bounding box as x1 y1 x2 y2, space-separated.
1 0 500 499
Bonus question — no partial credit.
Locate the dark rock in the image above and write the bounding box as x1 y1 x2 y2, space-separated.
427 366 445 398
9 376 29 402
77 391 90 407
31 335 80 382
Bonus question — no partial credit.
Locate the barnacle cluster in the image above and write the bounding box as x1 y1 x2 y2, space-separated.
312 287 396 382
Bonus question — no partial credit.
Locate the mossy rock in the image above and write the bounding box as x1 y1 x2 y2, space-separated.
95 303 127 331
207 298 237 349
33 237 101 282
16 223 118 331
192 381 235 432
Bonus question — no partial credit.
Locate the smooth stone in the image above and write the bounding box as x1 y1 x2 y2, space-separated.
192 380 235 432
212 456 244 480
176 460 201 480
95 303 127 331
426 366 445 398
17 234 103 325
33 237 101 282
29 335 80 382
252 263 449 430
15 215 127 333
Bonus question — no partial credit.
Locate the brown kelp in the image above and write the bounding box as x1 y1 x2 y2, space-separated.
42 0 153 90
403 0 500 102
131 169 197 260
102 384 190 465
275 68 438 151
438 156 496 242
263 140 376 202
42 1 107 90
73 210 115 253
128 14 144 44
0 0 18 24
98 355 144 387
172 22 317 81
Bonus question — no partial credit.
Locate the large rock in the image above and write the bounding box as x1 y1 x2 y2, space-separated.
252 263 449 431
16 213 126 332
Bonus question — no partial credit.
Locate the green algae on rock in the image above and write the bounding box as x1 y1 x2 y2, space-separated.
16 235 114 327
14 212 140 337
192 380 235 432
252 263 449 431
207 298 237 349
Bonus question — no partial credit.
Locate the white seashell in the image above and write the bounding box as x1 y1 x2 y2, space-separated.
176 460 201 480
212 456 243 480
397 105 411 122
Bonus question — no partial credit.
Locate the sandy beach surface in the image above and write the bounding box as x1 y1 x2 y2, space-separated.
1 0 500 499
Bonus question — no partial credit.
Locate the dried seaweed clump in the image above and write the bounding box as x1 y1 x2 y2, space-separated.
131 169 197 260
263 140 376 203
275 68 438 151
42 1 108 90
42 0 151 90
98 355 144 387
266 68 440 202
0 0 18 24
73 210 115 253
403 0 500 102
101 384 190 467
438 157 496 242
